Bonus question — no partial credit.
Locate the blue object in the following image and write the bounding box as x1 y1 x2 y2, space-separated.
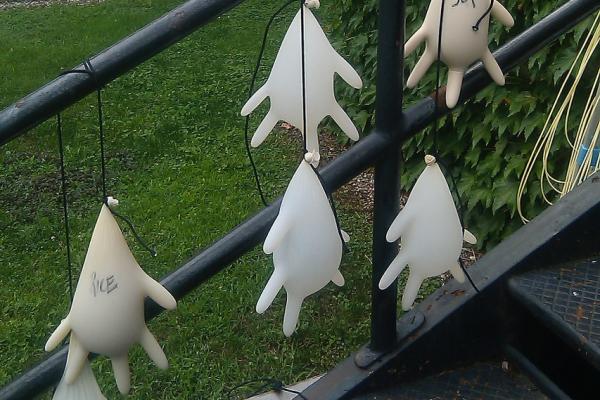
577 145 600 167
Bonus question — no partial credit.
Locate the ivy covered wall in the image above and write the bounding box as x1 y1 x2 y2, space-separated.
327 0 598 248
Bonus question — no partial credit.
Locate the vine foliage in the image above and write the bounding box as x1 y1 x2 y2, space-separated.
328 0 598 248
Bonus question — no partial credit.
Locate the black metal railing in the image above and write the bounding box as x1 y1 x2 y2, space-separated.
0 0 599 399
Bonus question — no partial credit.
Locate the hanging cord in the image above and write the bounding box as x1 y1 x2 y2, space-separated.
244 0 297 207
84 59 108 201
56 113 74 302
473 0 495 32
450 0 495 32
517 12 600 222
298 0 348 252
88 60 158 257
432 0 480 293
300 0 308 154
310 162 350 253
226 377 308 399
57 61 157 256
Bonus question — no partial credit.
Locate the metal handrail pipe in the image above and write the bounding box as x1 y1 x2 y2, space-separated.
0 0 245 146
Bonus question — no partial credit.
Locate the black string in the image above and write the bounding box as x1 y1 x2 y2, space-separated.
449 0 495 32
244 0 296 207
473 0 494 32
437 159 479 292
83 59 108 201
311 164 349 253
431 0 446 154
299 0 308 154
109 208 157 257
56 113 74 302
57 61 157 257
298 1 347 253
226 377 308 400
329 194 349 254
432 0 480 293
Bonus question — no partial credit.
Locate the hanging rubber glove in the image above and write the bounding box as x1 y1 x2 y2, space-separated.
241 5 362 166
257 156 348 336
405 0 514 108
46 204 176 395
380 155 477 310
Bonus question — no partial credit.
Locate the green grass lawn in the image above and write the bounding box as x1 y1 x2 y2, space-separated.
0 1 439 398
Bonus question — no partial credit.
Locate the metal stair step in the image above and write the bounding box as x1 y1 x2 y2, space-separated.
507 258 600 369
350 361 547 399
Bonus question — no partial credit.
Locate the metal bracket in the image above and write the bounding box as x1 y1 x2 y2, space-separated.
354 310 425 369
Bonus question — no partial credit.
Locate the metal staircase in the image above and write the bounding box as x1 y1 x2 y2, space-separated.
504 258 600 399
508 259 600 370
299 172 600 400
346 255 600 400
352 361 547 400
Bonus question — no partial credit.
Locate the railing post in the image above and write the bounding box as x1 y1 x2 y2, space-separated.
354 0 426 370
371 0 405 353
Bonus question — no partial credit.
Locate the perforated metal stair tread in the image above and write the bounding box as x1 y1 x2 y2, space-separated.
508 258 600 369
350 362 547 400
